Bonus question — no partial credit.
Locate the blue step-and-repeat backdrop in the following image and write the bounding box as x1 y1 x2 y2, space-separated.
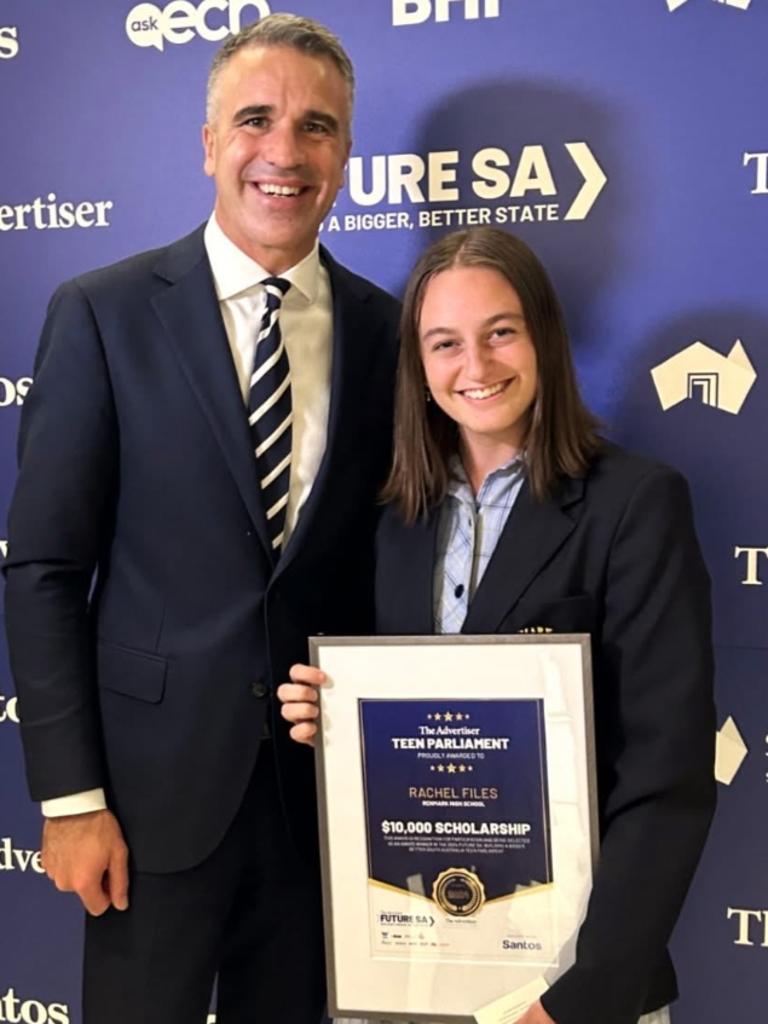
1 1 766 1021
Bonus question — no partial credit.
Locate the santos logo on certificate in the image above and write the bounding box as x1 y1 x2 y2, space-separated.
312 635 598 1023
361 698 556 963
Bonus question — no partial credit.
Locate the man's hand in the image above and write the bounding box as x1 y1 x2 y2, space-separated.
42 809 129 916
515 1000 556 1024
276 663 327 746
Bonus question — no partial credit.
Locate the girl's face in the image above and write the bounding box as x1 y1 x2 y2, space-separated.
419 266 538 464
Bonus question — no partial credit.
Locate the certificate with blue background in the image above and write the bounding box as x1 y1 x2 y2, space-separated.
361 698 551 900
360 697 554 961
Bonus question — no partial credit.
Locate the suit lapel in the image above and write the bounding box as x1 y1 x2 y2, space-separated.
395 511 441 635
461 475 584 634
275 249 374 576
150 227 274 560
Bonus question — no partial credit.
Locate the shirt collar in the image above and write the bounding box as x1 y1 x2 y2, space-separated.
204 212 321 304
446 452 526 502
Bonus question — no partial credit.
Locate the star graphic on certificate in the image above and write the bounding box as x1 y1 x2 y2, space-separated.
455 713 464 721
433 712 442 721
443 711 454 722
446 763 457 773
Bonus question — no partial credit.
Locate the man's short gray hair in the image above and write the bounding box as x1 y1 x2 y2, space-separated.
206 13 355 124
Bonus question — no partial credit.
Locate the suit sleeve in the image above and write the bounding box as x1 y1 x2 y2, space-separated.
3 280 117 801
541 466 716 1024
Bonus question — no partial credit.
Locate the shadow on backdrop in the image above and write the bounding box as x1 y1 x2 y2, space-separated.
401 78 629 370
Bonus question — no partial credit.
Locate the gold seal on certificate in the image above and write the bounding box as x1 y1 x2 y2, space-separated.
311 635 598 1023
432 867 486 917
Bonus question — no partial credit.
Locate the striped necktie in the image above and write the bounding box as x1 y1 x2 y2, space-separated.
249 277 292 556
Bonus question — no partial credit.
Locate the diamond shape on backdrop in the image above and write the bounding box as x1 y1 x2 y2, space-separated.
715 716 748 785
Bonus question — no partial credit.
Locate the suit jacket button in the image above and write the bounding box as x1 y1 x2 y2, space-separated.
251 681 268 698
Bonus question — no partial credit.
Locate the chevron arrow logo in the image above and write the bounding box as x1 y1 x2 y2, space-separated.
563 143 608 221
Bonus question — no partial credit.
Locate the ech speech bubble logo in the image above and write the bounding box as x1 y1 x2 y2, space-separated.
126 3 165 50
126 1 272 50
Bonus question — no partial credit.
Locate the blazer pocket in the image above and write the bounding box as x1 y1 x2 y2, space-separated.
509 594 596 635
97 641 167 704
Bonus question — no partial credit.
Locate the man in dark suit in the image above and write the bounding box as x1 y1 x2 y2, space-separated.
3 14 399 1023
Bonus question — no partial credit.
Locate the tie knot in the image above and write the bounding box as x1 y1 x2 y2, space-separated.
261 277 290 312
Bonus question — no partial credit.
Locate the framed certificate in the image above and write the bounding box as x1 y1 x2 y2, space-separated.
311 635 598 1023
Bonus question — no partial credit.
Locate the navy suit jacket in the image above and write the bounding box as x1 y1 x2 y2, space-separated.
375 445 716 1024
4 225 400 873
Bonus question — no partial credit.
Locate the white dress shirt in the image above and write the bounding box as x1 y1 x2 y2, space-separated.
43 213 334 818
204 213 333 544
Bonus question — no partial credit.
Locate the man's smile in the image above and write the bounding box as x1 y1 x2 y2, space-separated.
254 182 305 196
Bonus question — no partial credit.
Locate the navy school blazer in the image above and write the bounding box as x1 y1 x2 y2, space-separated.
375 444 716 1024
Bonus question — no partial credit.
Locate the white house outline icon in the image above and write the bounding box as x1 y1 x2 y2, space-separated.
650 340 757 414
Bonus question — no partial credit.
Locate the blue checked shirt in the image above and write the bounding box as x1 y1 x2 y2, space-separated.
433 454 526 634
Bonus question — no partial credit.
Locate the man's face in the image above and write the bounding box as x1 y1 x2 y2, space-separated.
203 45 351 274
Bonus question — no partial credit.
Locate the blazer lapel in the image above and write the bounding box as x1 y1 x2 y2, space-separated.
461 475 585 634
394 511 441 635
275 249 375 576
150 227 274 560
